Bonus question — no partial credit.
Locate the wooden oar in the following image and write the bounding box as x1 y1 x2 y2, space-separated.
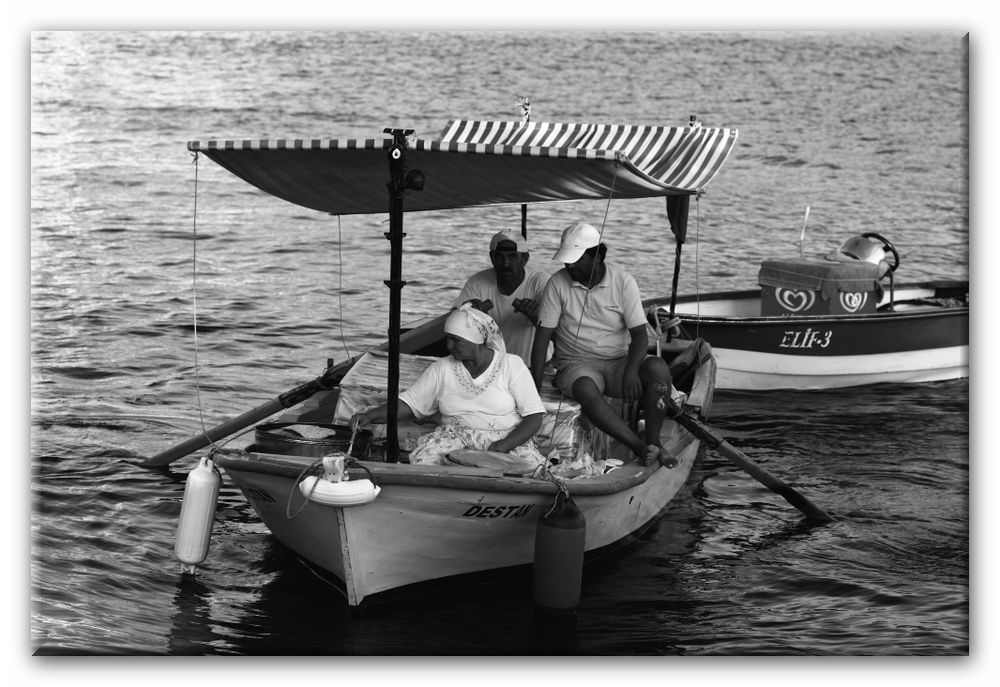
141 362 351 468
658 386 834 523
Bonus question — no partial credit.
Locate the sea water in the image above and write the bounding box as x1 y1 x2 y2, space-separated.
29 30 969 656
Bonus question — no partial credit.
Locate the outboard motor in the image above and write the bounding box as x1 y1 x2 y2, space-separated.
834 234 884 263
827 234 891 279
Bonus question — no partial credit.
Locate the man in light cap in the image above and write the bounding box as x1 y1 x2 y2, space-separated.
453 229 551 363
530 222 678 468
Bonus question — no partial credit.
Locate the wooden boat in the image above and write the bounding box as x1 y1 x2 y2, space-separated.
654 232 968 390
215 324 717 607
150 117 742 607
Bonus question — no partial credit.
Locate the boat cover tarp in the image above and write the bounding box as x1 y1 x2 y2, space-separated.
187 119 738 217
758 259 883 301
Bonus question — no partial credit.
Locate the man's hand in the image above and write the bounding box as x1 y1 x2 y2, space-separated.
621 368 643 404
512 298 539 324
462 298 493 313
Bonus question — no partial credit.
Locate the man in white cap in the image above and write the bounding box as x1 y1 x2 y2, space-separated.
453 229 551 363
530 222 677 468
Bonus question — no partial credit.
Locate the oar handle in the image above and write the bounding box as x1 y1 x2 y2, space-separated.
140 400 287 468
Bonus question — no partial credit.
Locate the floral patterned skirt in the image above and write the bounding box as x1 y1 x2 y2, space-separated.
408 423 547 466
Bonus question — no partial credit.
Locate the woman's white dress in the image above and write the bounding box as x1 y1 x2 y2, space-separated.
399 351 547 465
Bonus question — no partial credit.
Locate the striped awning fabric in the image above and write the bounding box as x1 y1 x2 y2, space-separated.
437 120 737 192
187 118 737 216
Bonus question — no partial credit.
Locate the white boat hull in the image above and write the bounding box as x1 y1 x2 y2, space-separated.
712 345 967 391
223 434 698 606
216 341 716 607
661 281 968 391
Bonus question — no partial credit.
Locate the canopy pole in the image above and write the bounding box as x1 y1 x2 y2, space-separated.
383 128 421 463
521 204 527 240
665 194 692 343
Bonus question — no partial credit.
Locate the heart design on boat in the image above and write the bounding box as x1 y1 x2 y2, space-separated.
839 292 867 313
776 288 815 313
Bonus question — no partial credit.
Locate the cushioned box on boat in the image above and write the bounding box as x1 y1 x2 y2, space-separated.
758 259 882 316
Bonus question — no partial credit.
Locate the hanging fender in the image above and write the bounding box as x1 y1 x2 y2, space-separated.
175 455 222 573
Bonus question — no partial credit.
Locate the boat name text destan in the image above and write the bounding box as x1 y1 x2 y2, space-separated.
462 504 536 519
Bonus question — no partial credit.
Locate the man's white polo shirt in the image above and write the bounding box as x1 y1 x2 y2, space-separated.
537 265 646 366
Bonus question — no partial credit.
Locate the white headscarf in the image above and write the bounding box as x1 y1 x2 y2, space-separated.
444 303 506 354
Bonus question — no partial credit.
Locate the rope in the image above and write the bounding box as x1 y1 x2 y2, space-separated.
543 472 571 518
189 152 223 455
526 460 572 515
336 216 352 362
692 194 702 339
186 158 356 470
206 445 248 462
545 166 640 452
549 167 619 420
285 457 325 520
346 457 379 485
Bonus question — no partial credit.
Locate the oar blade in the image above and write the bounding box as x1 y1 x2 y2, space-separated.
659 387 834 523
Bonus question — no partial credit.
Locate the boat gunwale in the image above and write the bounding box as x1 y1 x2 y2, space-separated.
215 433 696 497
672 306 969 326
659 280 969 326
664 280 967 305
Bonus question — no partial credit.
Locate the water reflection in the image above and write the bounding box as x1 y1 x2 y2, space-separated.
167 576 226 655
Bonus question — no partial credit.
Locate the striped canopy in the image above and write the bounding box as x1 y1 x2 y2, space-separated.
187 119 738 216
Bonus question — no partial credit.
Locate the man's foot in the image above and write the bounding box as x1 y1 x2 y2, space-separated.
644 444 677 469
655 383 683 417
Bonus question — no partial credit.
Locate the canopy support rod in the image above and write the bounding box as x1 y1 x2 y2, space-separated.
665 194 692 343
383 129 414 463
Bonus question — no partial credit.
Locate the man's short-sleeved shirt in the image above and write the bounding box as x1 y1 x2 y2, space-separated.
454 267 551 363
537 265 646 366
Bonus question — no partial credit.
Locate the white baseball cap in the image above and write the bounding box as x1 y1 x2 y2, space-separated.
552 223 601 263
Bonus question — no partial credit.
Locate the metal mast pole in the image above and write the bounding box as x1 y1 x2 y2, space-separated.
383 128 423 462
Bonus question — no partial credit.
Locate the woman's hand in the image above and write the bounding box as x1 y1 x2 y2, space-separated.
489 413 542 454
350 409 375 430
350 402 408 430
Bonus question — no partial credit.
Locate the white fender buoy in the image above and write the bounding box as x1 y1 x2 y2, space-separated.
174 455 221 574
299 475 380 507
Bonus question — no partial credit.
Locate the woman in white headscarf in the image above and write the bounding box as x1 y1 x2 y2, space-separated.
350 303 547 466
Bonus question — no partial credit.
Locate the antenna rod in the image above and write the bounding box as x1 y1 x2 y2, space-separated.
799 206 811 258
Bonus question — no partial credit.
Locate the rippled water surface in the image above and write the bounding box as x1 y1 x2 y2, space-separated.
30 30 969 656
